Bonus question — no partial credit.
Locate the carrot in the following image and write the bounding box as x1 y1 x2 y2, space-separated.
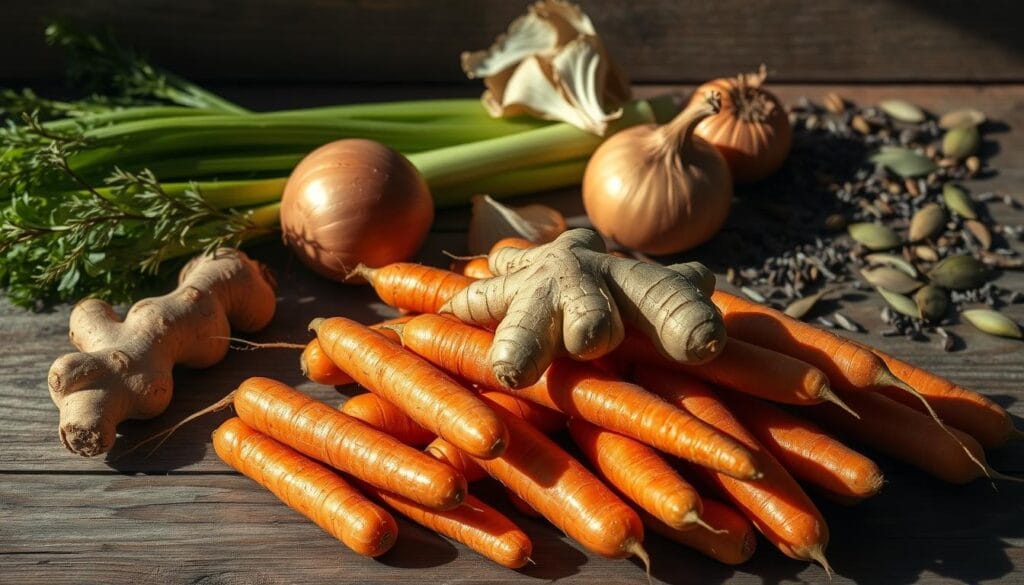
300 316 411 386
479 390 566 435
233 377 466 510
644 498 757 565
398 313 761 480
615 328 853 413
506 490 542 518
869 348 1022 449
568 418 704 531
636 367 831 569
355 479 532 569
341 393 436 447
351 263 473 314
809 390 1018 484
212 417 397 557
722 391 884 502
489 237 536 253
469 394 649 562
461 257 494 279
426 436 488 482
312 316 508 459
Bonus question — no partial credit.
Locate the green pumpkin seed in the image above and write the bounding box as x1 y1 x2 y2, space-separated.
877 287 920 318
848 222 901 250
914 284 949 322
869 147 938 178
864 253 919 277
879 99 926 123
942 184 977 219
927 254 990 290
861 266 923 294
942 126 980 160
913 245 940 262
784 288 831 320
938 108 986 130
961 309 1022 339
908 203 945 242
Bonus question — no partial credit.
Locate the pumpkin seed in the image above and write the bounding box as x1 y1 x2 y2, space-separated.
965 155 982 175
938 108 985 130
961 309 1022 339
942 125 980 160
869 147 937 178
864 253 919 277
914 284 949 322
848 222 901 250
879 99 926 123
877 287 920 318
784 288 831 320
942 184 977 219
833 312 862 332
927 254 990 290
861 266 922 294
913 245 940 262
908 203 945 242
741 286 766 303
964 219 992 250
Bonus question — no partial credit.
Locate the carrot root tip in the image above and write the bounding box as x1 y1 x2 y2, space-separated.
308 317 326 333
821 387 860 420
808 546 834 580
625 539 652 584
687 513 727 535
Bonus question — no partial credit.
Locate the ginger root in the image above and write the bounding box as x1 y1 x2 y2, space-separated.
47 249 277 456
441 228 725 388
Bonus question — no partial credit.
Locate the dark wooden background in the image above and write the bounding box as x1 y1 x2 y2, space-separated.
3 0 1024 84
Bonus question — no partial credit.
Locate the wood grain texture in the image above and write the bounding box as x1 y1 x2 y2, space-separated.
1 85 1023 584
1 1 1023 83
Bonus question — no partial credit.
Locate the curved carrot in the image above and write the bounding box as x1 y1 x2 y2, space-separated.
809 390 1017 484
636 367 831 569
870 348 1021 449
356 480 532 569
398 314 760 480
615 328 851 411
341 393 436 447
300 317 411 386
312 316 508 459
568 418 703 531
722 391 884 502
471 394 648 562
352 263 473 314
234 377 466 510
426 436 488 482
212 417 397 557
644 499 757 565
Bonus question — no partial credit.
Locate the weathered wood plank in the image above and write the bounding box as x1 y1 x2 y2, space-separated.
1 1 1023 84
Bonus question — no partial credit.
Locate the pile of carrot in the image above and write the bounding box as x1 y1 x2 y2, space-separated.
211 255 1020 577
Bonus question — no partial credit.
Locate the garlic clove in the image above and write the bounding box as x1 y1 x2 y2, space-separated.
468 194 567 255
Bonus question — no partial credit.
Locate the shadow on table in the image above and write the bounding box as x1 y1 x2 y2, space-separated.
377 518 459 569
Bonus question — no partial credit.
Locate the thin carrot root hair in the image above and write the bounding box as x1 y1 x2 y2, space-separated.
114 390 238 460
625 539 652 584
441 250 487 261
808 545 834 580
819 387 860 419
213 337 306 351
685 512 727 535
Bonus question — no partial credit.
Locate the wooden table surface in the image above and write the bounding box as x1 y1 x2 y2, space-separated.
2 85 1022 585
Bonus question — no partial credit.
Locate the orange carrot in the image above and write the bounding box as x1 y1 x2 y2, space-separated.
233 377 466 510
722 391 884 502
489 237 536 253
212 417 397 557
341 393 436 447
461 257 493 279
869 348 1021 449
809 390 1017 484
351 263 473 314
479 390 566 435
355 479 532 569
506 490 542 518
312 317 508 459
426 436 488 482
301 316 411 386
644 498 757 565
469 394 648 562
636 367 831 569
615 328 851 411
568 418 703 531
398 313 760 480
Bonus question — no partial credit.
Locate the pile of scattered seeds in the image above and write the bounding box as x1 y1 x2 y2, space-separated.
694 94 1023 349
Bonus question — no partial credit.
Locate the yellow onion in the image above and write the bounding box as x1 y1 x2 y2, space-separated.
280 139 433 281
690 65 792 183
582 93 732 255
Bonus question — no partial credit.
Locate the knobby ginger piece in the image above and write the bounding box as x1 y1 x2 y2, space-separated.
47 248 277 456
461 0 630 135
441 229 725 388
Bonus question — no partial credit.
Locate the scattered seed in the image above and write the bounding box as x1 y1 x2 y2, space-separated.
741 286 766 303
963 219 992 250
784 288 831 320
927 255 990 290
914 284 950 322
816 316 838 329
877 287 920 318
942 126 981 160
833 312 863 332
860 266 922 294
879 99 926 123
823 92 846 114
942 184 977 219
908 203 946 242
848 222 901 250
938 108 985 130
864 253 919 277
961 308 1023 339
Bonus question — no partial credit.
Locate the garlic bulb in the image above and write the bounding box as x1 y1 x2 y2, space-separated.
467 195 566 255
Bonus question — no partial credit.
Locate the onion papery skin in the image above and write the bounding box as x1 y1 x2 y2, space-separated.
280 139 434 282
583 123 732 255
691 76 792 183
